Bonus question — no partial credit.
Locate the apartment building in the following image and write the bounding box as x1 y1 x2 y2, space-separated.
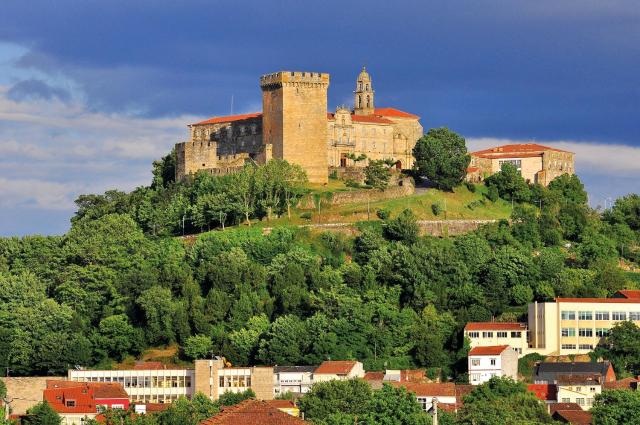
273 366 316 396
467 345 518 385
464 322 529 355
68 359 273 403
555 374 602 410
528 298 640 355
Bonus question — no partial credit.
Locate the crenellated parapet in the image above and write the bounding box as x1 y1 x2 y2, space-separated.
260 71 330 89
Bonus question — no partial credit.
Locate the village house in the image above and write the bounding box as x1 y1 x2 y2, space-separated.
464 322 529 356
467 345 518 385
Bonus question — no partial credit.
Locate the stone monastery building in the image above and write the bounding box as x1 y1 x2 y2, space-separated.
175 68 423 183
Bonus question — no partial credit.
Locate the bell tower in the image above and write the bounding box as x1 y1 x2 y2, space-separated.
354 66 374 115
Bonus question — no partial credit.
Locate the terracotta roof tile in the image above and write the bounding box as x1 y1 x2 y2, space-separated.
614 290 640 299
552 409 592 425
266 400 297 409
364 372 385 382
351 115 394 124
374 108 420 119
464 322 527 331
604 377 639 390
471 143 572 157
556 297 640 304
468 345 510 356
199 399 307 424
314 361 358 375
47 380 128 399
192 113 262 126
44 386 97 414
549 403 582 415
392 382 456 397
528 384 558 401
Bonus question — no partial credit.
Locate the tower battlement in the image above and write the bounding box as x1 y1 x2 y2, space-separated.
260 71 329 88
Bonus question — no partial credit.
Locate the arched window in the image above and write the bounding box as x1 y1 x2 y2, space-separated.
366 95 370 108
366 84 369 91
359 83 363 90
358 95 362 107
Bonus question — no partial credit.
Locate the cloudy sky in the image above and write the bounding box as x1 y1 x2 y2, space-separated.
0 0 638 236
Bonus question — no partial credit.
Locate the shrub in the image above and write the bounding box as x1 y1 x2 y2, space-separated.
300 212 312 220
329 170 338 180
431 203 442 216
486 185 499 202
376 208 391 220
345 179 361 188
465 181 477 192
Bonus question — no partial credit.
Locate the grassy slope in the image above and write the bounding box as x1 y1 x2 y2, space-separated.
258 182 513 227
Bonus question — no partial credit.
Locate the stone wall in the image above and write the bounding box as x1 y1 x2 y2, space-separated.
416 219 498 237
298 179 414 210
251 367 274 400
2 376 64 414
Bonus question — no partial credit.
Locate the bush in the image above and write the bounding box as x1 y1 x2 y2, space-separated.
486 185 499 202
300 212 312 220
329 170 338 180
465 181 477 192
376 208 391 220
383 209 419 245
345 179 361 188
431 203 442 216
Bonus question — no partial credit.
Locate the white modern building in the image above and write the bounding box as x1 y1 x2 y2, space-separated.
468 345 518 385
312 361 365 383
464 322 529 356
273 366 316 396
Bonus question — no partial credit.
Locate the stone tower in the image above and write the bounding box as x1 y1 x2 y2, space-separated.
354 66 374 115
260 71 330 184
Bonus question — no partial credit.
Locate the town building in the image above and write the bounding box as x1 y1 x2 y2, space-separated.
555 374 602 410
175 68 423 184
68 359 274 404
392 382 457 412
551 409 592 425
265 400 300 417
466 143 574 186
528 298 640 355
312 360 365 383
612 289 640 299
43 381 129 425
199 399 307 424
273 366 316 396
463 322 529 355
532 361 615 385
467 345 518 385
363 369 426 389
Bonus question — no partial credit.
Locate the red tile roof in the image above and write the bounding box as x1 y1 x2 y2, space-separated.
133 361 166 370
466 166 480 173
314 361 359 375
604 377 639 390
326 112 393 124
266 400 297 409
552 409 592 425
556 297 640 304
374 108 420 119
44 386 97 414
464 322 527 331
392 382 456 397
615 290 640 299
199 399 306 424
472 143 572 157
528 384 558 401
364 372 385 381
192 112 262 126
46 381 128 399
468 345 510 356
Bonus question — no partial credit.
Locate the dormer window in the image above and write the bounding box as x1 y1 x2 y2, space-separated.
66 400 76 407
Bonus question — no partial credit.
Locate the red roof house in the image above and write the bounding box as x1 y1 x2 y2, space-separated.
199 399 307 424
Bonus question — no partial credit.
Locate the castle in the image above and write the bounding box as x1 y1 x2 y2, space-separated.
175 68 423 183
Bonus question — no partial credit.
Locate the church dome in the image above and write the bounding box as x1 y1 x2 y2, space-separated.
357 66 371 82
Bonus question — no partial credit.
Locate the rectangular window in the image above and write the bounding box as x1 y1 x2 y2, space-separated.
561 311 576 320
561 328 576 337
587 398 594 406
578 311 593 320
612 312 627 321
576 398 585 406
579 328 593 337
630 312 640 321
482 332 493 338
596 328 609 337
562 398 570 403
66 400 76 407
490 359 496 366
471 359 480 366
590 387 596 392
497 332 507 338
579 344 594 350
471 374 480 382
561 344 577 350
468 332 479 338
511 331 522 338
595 312 610 320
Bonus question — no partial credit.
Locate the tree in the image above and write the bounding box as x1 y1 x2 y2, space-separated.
24 402 61 425
97 314 137 361
547 174 588 205
412 127 470 190
182 335 213 360
157 393 218 425
363 384 430 425
458 377 554 424
484 163 530 202
383 209 419 245
298 379 372 422
592 389 640 425
364 160 391 190
605 194 640 231
151 149 176 189
598 321 640 376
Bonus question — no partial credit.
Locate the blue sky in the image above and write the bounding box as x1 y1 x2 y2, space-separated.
0 0 638 236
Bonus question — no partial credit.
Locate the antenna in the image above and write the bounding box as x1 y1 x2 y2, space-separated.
230 94 234 115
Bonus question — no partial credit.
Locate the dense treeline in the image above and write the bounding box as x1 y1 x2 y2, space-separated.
1 159 639 379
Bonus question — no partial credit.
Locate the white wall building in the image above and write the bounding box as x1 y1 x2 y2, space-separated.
273 366 316 396
468 345 518 385
464 322 529 356
312 361 365 383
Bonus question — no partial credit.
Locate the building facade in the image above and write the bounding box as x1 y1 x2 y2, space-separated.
467 345 518 385
68 359 274 404
175 68 423 183
466 143 574 186
528 298 640 355
555 375 602 410
273 366 315 396
312 360 365 383
464 322 529 356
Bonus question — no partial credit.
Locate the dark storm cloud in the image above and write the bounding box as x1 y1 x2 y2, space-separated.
7 79 71 103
